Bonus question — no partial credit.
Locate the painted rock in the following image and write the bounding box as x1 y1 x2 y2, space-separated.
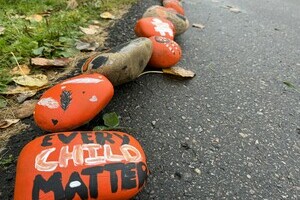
34 73 113 132
163 0 185 15
143 5 189 35
80 37 153 86
148 36 182 68
14 131 148 200
134 17 175 40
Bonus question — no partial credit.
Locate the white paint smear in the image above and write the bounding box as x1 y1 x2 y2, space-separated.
151 18 173 37
38 97 59 109
62 77 103 85
69 181 81 188
89 95 98 102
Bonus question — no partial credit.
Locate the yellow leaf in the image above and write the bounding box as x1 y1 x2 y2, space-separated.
0 119 20 129
0 85 49 95
10 65 31 75
26 14 43 22
162 66 196 78
80 26 100 35
67 0 78 10
100 12 115 19
12 74 48 87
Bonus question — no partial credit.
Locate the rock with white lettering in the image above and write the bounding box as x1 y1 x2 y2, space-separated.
34 74 114 132
162 0 185 15
80 37 153 86
14 131 148 200
148 36 182 68
143 5 189 35
134 17 175 40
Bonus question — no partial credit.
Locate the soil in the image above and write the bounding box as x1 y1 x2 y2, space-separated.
0 0 157 199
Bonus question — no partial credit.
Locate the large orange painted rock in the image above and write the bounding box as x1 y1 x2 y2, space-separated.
163 0 185 15
143 6 189 35
14 131 148 200
148 36 182 68
134 17 175 40
34 74 113 132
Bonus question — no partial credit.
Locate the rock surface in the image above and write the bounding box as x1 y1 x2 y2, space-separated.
143 5 189 35
34 73 114 132
162 0 185 15
80 38 153 86
148 36 182 68
14 131 148 200
134 17 175 40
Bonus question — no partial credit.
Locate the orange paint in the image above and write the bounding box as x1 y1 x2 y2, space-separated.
163 0 185 15
34 73 114 132
14 131 148 200
135 17 175 40
148 36 182 68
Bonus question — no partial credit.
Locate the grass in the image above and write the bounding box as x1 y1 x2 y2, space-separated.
0 0 137 92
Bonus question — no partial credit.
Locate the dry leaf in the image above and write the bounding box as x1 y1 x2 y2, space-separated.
0 85 49 95
0 26 5 35
31 57 71 67
67 0 78 9
13 100 38 119
10 65 31 75
26 14 43 22
192 23 205 29
80 25 101 35
75 40 99 51
162 66 196 78
226 5 241 13
100 12 115 20
16 90 37 103
12 74 48 87
0 119 20 129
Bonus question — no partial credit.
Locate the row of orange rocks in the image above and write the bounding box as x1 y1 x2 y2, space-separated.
14 0 189 199
135 2 189 68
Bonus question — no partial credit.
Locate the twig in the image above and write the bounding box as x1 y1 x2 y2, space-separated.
10 52 26 76
138 71 164 78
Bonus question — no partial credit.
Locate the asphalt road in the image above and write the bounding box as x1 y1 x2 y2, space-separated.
109 0 300 199
1 0 299 199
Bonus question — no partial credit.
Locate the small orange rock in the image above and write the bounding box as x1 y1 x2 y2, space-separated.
148 36 182 68
34 73 114 132
135 17 175 40
14 131 148 200
163 0 185 15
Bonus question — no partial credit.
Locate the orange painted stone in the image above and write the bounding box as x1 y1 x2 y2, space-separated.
148 36 182 68
163 0 185 15
14 131 148 200
134 17 175 40
34 73 114 132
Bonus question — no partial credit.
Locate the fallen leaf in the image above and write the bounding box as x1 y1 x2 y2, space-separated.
25 14 43 22
162 66 196 78
80 25 101 35
226 5 241 13
67 0 78 9
0 26 5 35
16 90 37 103
100 12 115 20
103 112 119 128
12 74 48 87
0 85 49 95
0 119 20 129
0 97 7 108
283 81 295 88
31 57 71 67
10 65 31 75
13 100 38 119
75 40 99 51
192 23 205 29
